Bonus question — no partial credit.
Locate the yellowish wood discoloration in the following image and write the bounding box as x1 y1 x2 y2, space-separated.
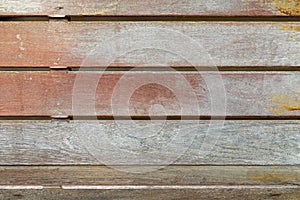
273 0 300 15
78 0 120 15
250 173 300 181
281 25 300 31
270 93 300 114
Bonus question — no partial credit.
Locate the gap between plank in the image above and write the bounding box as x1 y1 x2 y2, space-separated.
1 16 300 22
1 116 300 121
2 66 300 72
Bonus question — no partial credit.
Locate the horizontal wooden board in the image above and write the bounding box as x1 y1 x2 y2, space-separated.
0 188 299 200
0 0 299 16
0 120 299 165
0 166 298 185
1 72 300 117
1 22 300 68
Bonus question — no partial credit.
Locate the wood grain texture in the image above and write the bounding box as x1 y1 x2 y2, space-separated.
1 22 300 68
1 71 300 117
0 188 299 200
3 186 298 199
2 1 299 199
0 166 298 185
0 120 299 165
0 0 299 16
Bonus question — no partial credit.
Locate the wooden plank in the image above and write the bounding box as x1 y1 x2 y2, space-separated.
1 22 300 68
1 71 300 117
0 120 299 165
0 188 299 200
0 0 299 16
0 166 298 185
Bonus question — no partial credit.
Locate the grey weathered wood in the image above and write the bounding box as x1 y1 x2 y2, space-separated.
0 0 298 16
0 120 299 165
1 22 300 67
0 166 298 185
0 188 299 200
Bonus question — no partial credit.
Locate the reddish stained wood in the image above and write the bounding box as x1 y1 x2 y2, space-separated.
0 71 300 117
0 0 299 16
0 22 300 68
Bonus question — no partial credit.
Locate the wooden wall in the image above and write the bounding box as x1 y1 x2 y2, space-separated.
0 0 299 199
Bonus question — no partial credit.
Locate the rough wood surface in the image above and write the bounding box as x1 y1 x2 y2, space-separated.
0 0 299 16
1 1 299 199
0 188 299 200
0 166 298 185
1 71 300 117
1 22 300 68
0 120 299 165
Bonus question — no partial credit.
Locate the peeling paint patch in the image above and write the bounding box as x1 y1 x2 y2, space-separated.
16 34 25 59
269 93 300 114
16 34 21 40
273 0 300 15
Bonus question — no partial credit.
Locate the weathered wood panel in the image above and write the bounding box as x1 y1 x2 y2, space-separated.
0 188 299 200
1 22 300 68
0 166 298 185
1 1 299 199
0 120 299 165
1 72 300 117
0 0 299 16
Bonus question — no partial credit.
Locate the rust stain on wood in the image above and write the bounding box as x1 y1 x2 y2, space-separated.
281 25 300 31
273 0 300 15
270 93 300 114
